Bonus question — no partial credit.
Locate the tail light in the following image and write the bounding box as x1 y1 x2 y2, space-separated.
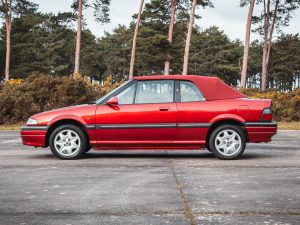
261 108 272 121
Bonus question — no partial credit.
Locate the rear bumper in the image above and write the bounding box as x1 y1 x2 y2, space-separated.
20 126 49 147
244 122 277 143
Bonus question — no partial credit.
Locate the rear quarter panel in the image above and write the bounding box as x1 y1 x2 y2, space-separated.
177 98 262 124
176 99 245 142
176 98 273 143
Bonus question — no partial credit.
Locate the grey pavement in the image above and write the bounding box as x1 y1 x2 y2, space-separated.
0 131 299 225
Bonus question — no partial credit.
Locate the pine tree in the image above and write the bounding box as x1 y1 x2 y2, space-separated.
251 0 300 90
129 0 144 79
240 0 256 88
72 0 110 74
182 0 213 75
164 0 176 75
0 0 38 81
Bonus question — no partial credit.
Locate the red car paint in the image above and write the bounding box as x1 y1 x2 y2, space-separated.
21 75 277 150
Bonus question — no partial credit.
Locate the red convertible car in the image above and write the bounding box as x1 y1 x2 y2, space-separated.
21 75 277 160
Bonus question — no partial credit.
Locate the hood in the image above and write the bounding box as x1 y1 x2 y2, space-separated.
31 104 97 125
35 104 94 116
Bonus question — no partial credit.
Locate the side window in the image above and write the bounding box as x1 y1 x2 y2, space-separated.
115 83 136 105
135 80 174 104
180 81 205 102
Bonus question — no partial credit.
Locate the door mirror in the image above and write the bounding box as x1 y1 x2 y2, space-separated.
107 96 118 106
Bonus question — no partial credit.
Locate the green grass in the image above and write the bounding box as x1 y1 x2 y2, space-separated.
0 122 299 131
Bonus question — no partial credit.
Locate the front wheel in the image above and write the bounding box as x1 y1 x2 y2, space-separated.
209 125 246 160
49 124 87 160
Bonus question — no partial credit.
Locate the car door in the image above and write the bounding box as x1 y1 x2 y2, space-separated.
95 79 177 147
175 80 209 143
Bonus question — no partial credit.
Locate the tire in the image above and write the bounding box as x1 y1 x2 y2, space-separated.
209 124 246 160
49 124 87 160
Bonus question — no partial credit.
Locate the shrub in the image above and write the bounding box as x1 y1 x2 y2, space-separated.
0 73 121 125
242 88 300 122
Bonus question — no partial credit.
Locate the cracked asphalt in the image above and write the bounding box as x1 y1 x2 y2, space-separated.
0 130 299 225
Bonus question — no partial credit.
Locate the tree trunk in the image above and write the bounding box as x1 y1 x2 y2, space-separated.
5 20 11 82
261 0 270 91
261 41 268 90
129 0 144 80
264 0 279 81
261 0 279 91
74 0 83 74
240 0 255 88
164 0 176 75
183 0 197 75
4 0 12 82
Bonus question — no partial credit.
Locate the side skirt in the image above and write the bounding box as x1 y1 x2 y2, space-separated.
90 140 206 150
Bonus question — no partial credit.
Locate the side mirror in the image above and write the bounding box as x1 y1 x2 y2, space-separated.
107 96 118 106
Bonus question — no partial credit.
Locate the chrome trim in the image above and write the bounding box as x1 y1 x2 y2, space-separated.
85 124 96 129
97 123 177 129
94 122 212 129
244 122 277 127
178 123 212 128
21 126 49 131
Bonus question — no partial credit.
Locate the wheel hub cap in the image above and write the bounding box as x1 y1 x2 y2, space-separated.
54 129 81 157
215 129 242 156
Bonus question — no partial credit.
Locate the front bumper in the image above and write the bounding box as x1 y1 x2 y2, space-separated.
20 126 49 147
244 122 277 143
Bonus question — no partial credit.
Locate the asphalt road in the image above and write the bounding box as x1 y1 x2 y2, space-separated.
0 131 299 225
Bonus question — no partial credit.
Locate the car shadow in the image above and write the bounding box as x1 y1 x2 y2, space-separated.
82 151 213 159
29 149 272 160
81 150 267 160
28 148 282 160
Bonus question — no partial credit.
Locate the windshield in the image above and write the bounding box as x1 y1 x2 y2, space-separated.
95 80 132 104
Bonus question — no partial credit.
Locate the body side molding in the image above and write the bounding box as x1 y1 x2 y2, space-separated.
85 123 212 130
243 122 277 127
21 126 49 131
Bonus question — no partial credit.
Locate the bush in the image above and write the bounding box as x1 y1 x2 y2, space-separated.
0 73 120 125
242 88 300 122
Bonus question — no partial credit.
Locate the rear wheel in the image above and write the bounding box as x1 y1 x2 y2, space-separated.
209 124 246 160
49 124 87 160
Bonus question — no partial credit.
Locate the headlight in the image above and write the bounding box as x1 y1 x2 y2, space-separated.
26 118 38 125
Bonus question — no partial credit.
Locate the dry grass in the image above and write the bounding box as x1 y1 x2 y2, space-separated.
0 123 23 130
277 122 300 130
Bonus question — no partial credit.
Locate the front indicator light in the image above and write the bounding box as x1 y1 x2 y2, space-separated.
26 118 38 125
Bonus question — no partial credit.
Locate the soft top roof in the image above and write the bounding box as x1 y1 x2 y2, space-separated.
134 75 246 101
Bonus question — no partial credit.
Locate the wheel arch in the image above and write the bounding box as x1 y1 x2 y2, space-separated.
206 118 249 146
45 119 90 147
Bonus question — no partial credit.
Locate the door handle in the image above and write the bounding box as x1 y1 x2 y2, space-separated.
159 107 170 111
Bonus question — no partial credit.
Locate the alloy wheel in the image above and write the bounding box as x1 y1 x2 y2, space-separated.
54 129 81 157
214 129 242 156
